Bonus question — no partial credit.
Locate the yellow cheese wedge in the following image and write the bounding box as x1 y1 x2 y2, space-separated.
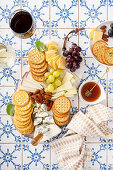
45 50 57 61
48 45 60 53
51 55 60 69
48 60 52 67
89 29 97 39
46 41 57 49
93 30 103 42
57 56 66 70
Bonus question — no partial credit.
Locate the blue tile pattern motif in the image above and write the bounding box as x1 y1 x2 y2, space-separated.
0 144 21 170
0 0 113 170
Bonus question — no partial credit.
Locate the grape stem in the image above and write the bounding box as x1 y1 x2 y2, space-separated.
62 28 85 51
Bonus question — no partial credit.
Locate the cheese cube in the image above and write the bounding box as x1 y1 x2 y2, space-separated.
89 29 97 39
93 30 103 42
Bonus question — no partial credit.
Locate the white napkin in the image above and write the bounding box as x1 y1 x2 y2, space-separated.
50 104 113 170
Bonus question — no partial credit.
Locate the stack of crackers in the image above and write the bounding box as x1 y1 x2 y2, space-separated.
12 90 34 135
28 49 47 82
52 96 71 126
92 40 113 65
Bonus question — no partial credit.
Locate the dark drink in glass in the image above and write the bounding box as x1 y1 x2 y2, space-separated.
9 9 35 39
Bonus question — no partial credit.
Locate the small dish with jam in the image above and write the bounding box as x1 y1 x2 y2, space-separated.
79 81 106 105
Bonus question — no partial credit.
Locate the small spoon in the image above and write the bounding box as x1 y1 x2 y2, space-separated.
85 68 109 97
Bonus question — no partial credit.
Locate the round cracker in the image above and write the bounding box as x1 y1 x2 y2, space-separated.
16 100 32 111
15 107 33 116
30 69 47 76
17 121 34 135
97 47 105 64
54 117 70 126
28 49 45 65
104 47 113 65
32 74 47 82
30 63 47 73
14 117 31 128
52 104 68 117
53 111 70 123
12 90 29 107
54 96 71 114
29 60 46 69
92 40 107 57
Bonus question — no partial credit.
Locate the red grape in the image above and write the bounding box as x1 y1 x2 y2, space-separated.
66 62 72 69
63 51 69 57
72 43 77 48
70 67 76 72
73 61 80 69
74 46 82 52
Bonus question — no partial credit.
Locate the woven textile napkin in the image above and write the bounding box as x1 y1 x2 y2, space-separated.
50 104 113 170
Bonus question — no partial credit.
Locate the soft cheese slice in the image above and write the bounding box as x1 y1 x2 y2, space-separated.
53 81 73 93
34 118 42 126
57 56 66 70
93 30 103 42
89 29 97 39
62 72 73 84
35 111 48 118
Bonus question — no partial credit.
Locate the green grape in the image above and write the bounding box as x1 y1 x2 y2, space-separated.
57 76 62 81
49 68 54 74
48 84 54 92
44 72 51 78
52 82 57 89
53 71 60 78
48 75 55 83
58 70 64 76
46 79 50 84
45 87 48 92
54 79 62 87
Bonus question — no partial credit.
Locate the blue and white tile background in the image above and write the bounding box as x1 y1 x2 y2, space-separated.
0 0 113 169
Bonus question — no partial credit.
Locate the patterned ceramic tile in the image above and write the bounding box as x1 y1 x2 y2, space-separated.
108 0 113 20
85 143 107 170
0 144 22 170
22 29 49 57
108 120 113 142
0 58 21 86
108 68 113 87
108 87 113 109
108 143 113 170
80 58 107 86
23 144 50 169
51 0 78 28
79 29 92 57
0 115 21 143
0 29 21 57
22 0 49 28
0 87 16 114
51 148 62 170
70 95 78 114
0 0 20 28
79 0 107 28
51 29 78 44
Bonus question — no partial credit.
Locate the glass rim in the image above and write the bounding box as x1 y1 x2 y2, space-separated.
9 9 34 35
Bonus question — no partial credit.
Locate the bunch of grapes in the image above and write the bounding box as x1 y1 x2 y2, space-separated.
44 68 64 92
63 43 82 72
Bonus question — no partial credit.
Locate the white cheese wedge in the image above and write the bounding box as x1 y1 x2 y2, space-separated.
36 111 48 118
34 118 42 126
35 124 50 134
41 104 46 111
43 116 54 124
62 72 73 84
53 81 73 93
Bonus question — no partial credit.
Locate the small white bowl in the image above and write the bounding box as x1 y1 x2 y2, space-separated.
79 80 106 105
89 21 113 67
